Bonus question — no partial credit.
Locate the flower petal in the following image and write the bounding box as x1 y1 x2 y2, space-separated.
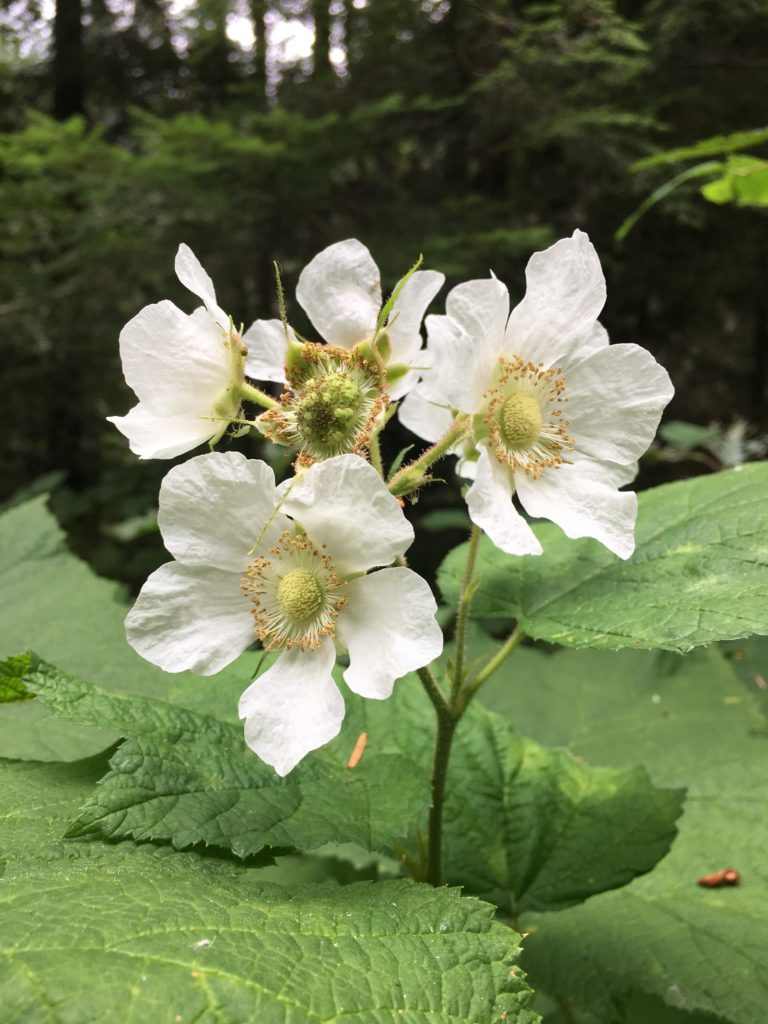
446 274 510 353
571 452 638 488
505 230 606 366
238 639 343 776
119 300 231 415
175 243 229 329
337 568 443 699
388 366 422 402
125 562 253 675
574 320 609 358
397 385 454 443
438 277 509 410
158 451 289 571
515 459 637 559
563 343 674 464
296 239 381 348
280 454 414 574
386 268 445 365
107 404 217 459
243 319 291 383
410 314 481 417
466 446 542 556
456 452 479 480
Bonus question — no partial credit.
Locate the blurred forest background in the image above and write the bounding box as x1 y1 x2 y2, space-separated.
2 0 768 591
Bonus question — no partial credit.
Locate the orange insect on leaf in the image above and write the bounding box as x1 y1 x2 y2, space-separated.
697 867 741 888
347 731 368 768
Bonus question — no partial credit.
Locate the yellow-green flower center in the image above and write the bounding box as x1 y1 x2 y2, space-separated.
296 372 364 446
499 393 542 450
277 568 325 624
243 531 348 651
481 355 574 478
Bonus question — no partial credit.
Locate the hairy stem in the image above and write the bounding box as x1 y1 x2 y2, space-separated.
426 705 457 886
368 427 384 476
422 525 483 886
416 665 448 716
388 415 470 497
240 381 278 410
451 524 481 697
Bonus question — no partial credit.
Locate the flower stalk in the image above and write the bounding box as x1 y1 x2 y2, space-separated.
419 525 526 886
388 415 471 498
419 523 481 886
240 381 279 410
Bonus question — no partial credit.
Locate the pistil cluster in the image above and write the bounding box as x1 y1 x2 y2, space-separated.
257 344 387 465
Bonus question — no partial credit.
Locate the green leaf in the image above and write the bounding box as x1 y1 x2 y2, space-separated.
0 496 256 761
615 160 722 242
0 757 538 1024
658 420 716 452
480 642 768 1023
630 127 768 170
0 653 33 704
534 991 725 1024
0 871 537 1024
438 465 768 653
623 995 727 1024
340 670 682 914
443 704 684 916
0 753 117 876
17 656 429 858
700 154 768 207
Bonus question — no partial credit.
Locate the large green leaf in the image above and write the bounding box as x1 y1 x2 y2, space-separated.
17 655 429 858
0 496 261 761
0 760 538 1024
480 641 768 1024
439 465 768 652
443 704 683 915
339 671 683 912
534 991 725 1024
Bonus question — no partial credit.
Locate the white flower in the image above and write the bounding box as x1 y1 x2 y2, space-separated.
125 451 443 775
108 245 247 459
242 239 445 400
400 230 674 559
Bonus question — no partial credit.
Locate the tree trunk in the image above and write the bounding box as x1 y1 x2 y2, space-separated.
251 0 268 109
312 0 332 81
53 0 85 119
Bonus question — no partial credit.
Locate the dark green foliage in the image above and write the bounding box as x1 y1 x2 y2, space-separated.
481 640 768 1023
1 1 767 594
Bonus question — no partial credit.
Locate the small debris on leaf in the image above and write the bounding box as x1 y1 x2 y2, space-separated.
697 867 741 888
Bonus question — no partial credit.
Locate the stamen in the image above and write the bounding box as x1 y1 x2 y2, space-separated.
241 531 347 651
483 355 574 478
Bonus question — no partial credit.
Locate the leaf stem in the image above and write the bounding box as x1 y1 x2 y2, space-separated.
461 625 524 709
240 381 278 410
416 665 448 717
451 524 481 701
